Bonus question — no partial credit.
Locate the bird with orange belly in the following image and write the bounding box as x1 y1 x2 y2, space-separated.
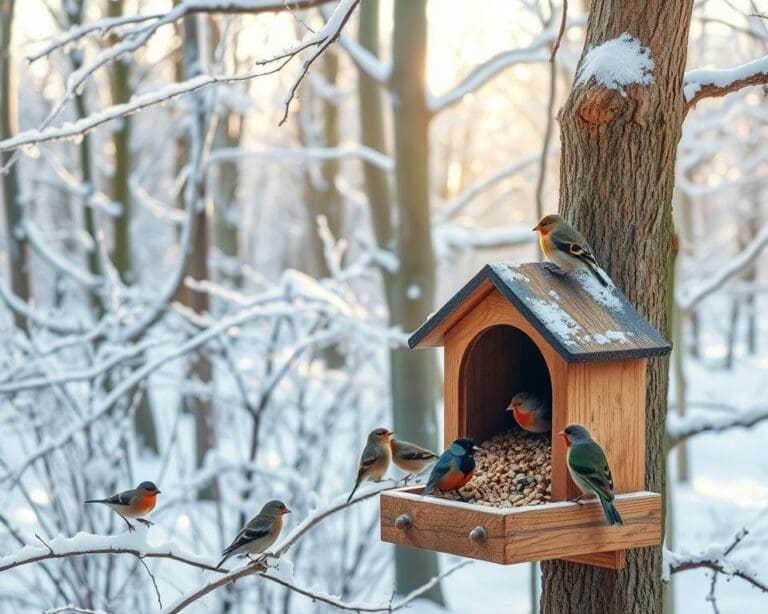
421 438 481 500
85 481 161 532
507 392 551 433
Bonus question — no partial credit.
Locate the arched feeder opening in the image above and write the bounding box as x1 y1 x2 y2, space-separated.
460 324 552 444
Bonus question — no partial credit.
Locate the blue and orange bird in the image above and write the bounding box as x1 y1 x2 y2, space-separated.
558 424 623 526
507 392 551 434
85 481 161 532
217 500 291 568
422 438 482 498
533 214 609 287
346 427 393 503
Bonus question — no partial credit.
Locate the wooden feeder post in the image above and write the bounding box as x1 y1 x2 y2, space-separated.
381 262 671 569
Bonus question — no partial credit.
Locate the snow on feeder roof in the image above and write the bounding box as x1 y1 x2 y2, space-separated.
409 262 671 362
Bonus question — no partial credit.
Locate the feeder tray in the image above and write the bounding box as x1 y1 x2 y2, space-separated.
380 263 671 569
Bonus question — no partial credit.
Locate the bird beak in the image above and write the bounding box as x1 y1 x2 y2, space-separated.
156 490 162 494
557 430 566 439
473 445 483 452
532 222 540 231
283 508 292 515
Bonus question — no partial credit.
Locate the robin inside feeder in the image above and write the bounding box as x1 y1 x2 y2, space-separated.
506 392 551 433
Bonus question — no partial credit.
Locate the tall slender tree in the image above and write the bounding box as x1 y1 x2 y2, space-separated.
0 0 29 332
388 0 443 603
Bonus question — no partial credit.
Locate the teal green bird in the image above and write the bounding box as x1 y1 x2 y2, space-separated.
558 424 623 525
533 214 609 287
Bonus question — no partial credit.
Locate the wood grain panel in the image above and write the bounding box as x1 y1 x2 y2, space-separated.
380 488 661 568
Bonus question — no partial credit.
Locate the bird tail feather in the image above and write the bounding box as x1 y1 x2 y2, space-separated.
346 480 360 504
600 497 623 525
84 499 105 504
588 263 609 287
216 552 231 569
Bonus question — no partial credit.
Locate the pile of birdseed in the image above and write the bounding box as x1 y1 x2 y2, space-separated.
442 429 552 508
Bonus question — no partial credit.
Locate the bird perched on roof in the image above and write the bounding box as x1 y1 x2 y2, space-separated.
507 392 551 434
558 424 623 526
390 436 439 476
422 438 482 499
217 500 291 569
346 427 393 503
84 481 161 532
533 214 609 287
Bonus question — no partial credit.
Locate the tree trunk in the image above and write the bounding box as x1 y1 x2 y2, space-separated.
0 0 30 333
183 14 217 499
358 0 394 301
389 0 443 604
108 0 133 285
540 2 692 612
210 17 242 290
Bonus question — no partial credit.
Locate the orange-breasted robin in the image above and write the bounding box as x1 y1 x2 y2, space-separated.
507 392 551 434
422 438 481 499
533 214 609 286
217 500 291 568
346 427 392 503
390 436 438 475
85 481 161 532
558 424 623 525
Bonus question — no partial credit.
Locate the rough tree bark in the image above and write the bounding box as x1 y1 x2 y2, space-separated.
389 0 443 604
539 2 693 613
0 0 30 332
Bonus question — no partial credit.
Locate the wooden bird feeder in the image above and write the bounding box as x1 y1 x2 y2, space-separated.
380 262 671 569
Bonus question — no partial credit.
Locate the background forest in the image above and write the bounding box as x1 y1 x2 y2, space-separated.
0 0 767 612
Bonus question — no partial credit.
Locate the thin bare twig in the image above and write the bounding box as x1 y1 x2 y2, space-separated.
550 0 568 63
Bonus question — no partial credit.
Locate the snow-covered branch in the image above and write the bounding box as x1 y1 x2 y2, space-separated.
0 530 222 575
27 0 337 63
319 4 391 83
665 530 768 594
428 17 586 115
165 484 399 613
434 223 534 257
429 47 549 115
667 406 768 447
207 144 393 171
22 220 101 289
685 53 768 110
677 223 768 311
436 151 548 223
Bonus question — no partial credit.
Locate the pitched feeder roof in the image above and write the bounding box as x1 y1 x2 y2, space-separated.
409 262 671 363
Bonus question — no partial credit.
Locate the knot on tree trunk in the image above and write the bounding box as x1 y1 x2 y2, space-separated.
576 88 623 126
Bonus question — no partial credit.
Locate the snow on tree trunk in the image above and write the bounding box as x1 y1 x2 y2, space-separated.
540 2 693 612
389 0 443 604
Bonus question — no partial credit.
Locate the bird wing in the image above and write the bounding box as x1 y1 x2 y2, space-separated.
550 233 599 267
423 452 452 494
357 442 381 476
396 441 437 461
568 443 614 501
223 515 273 556
102 490 136 507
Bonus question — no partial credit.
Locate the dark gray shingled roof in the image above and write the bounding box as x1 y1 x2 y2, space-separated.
409 262 671 363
